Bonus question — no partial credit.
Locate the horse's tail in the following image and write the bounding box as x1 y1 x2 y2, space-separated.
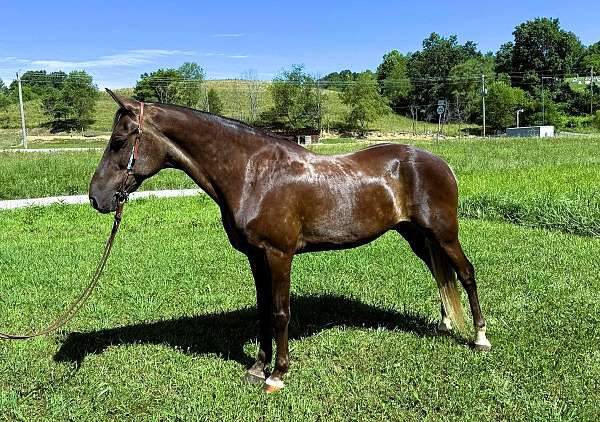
427 239 465 332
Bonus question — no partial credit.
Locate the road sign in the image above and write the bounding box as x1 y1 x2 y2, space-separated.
437 105 445 115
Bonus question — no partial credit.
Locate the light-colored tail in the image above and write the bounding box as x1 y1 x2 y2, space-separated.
427 240 465 332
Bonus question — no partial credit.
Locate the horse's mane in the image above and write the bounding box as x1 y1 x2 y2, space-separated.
152 102 297 144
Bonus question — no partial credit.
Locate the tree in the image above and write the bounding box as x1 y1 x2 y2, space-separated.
268 64 324 130
134 69 181 103
206 88 223 115
175 62 205 108
580 41 600 71
341 71 390 132
494 42 514 75
408 33 481 118
0 80 10 127
241 69 261 121
449 56 495 122
42 71 98 131
500 18 584 92
48 71 67 89
0 80 8 113
376 50 412 110
485 81 528 131
593 110 600 130
319 70 360 91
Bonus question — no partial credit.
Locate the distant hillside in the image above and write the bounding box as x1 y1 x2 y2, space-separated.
0 80 475 136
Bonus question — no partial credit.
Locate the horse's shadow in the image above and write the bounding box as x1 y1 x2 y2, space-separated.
54 294 443 367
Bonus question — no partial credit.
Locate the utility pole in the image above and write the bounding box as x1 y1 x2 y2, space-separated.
16 72 27 148
541 76 545 125
591 66 595 115
481 74 486 137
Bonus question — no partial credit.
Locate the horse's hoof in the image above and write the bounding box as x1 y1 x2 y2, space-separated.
473 327 492 352
264 376 284 393
264 384 282 394
243 369 266 385
436 318 452 334
473 341 492 352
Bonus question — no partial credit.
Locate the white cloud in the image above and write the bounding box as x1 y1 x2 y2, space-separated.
0 56 29 64
227 55 250 59
211 33 245 38
29 49 196 70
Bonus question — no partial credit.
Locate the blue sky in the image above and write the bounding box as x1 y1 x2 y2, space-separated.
1 1 598 88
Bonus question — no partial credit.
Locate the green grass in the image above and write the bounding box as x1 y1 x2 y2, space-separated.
0 151 195 199
459 163 600 236
0 196 599 420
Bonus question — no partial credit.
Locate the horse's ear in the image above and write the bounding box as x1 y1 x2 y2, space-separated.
105 88 139 113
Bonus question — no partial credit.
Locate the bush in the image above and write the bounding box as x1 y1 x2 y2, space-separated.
342 72 390 132
563 115 593 129
485 81 529 131
594 111 600 130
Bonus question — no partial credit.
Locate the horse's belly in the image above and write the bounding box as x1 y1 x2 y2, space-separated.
300 181 407 249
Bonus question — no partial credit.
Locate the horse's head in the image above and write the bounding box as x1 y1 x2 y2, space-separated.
89 89 167 213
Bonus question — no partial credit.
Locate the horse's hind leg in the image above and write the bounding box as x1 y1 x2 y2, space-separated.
396 222 454 333
438 238 491 351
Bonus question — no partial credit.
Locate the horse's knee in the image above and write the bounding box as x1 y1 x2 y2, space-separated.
457 261 476 287
272 309 290 330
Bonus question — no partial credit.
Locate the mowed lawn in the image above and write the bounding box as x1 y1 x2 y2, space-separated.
0 136 599 420
0 197 599 420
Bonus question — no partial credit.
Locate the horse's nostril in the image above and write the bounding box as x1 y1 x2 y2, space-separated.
89 196 99 209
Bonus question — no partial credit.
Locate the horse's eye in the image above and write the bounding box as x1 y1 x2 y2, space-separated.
110 138 126 149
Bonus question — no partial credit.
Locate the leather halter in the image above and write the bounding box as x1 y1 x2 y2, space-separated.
116 101 144 204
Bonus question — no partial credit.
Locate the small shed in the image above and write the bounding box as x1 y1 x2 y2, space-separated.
506 126 555 138
278 128 321 145
296 135 313 145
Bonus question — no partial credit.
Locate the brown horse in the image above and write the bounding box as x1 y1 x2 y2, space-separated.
90 90 491 393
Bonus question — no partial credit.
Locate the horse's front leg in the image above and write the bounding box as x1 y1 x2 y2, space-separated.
263 248 292 393
245 253 272 384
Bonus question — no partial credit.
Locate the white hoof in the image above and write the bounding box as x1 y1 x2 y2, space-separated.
437 316 452 333
264 376 285 393
474 327 492 351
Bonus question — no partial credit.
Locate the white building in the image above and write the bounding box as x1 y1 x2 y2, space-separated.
506 126 555 138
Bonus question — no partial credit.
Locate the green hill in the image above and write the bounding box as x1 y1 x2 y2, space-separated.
0 80 477 138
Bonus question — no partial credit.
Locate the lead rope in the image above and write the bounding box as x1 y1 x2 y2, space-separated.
0 201 125 340
0 102 144 340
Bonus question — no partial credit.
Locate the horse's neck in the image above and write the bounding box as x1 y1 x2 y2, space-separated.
160 111 268 205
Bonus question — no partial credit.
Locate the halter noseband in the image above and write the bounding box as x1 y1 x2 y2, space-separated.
116 101 144 204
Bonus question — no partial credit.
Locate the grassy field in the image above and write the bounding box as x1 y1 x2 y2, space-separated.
1 135 599 419
0 195 599 420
